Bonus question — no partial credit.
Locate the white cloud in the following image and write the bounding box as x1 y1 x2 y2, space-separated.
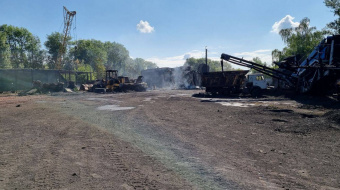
271 15 299 34
136 20 155 33
234 49 272 65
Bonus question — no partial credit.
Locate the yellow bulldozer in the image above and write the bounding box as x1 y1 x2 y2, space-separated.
92 70 147 93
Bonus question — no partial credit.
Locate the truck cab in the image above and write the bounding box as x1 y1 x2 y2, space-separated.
247 73 268 89
245 73 268 97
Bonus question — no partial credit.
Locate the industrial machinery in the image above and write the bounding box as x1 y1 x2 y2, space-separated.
56 6 76 70
117 75 147 92
92 70 120 93
201 70 267 97
92 70 147 93
219 35 340 97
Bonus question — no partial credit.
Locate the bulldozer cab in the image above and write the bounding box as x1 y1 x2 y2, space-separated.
118 76 130 84
106 70 118 80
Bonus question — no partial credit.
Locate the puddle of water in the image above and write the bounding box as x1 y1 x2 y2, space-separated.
177 94 190 96
87 98 108 101
201 98 299 108
218 102 255 107
97 105 135 111
170 94 190 97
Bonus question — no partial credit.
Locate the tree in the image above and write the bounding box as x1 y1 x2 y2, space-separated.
45 32 71 69
69 39 107 78
125 58 158 78
251 57 268 73
324 0 340 34
184 57 233 72
272 18 325 62
0 24 39 68
77 62 94 82
27 36 45 69
0 31 11 68
104 41 129 72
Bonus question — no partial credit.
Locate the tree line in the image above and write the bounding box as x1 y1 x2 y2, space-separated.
0 25 157 79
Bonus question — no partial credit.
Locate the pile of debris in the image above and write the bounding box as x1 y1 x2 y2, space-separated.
80 84 93 91
19 80 69 96
220 35 340 96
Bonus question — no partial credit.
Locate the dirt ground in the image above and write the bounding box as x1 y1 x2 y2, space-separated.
1 90 340 190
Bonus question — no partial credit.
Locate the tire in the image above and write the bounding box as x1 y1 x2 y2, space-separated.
251 87 262 98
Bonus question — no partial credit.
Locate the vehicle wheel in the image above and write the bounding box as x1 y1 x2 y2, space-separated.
251 87 262 98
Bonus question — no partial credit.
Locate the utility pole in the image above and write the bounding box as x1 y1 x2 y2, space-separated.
205 46 208 67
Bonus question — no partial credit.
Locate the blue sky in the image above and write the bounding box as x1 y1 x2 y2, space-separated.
0 0 335 68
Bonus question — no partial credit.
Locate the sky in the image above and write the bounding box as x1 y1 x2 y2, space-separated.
0 0 335 69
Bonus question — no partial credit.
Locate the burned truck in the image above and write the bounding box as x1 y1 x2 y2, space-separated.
201 70 268 97
90 70 147 93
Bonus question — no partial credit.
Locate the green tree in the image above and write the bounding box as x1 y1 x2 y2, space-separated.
125 58 158 78
27 36 45 69
45 32 71 69
0 31 11 68
251 57 268 73
184 57 233 72
69 39 107 78
324 0 340 34
104 41 129 72
77 62 94 82
272 18 325 62
0 24 39 68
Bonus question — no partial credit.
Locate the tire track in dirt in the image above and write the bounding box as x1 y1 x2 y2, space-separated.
34 95 192 189
56 93 240 189
103 143 166 190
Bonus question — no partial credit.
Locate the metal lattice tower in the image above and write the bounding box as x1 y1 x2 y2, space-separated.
56 6 76 70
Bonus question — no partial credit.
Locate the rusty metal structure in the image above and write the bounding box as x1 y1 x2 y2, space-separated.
91 70 147 93
201 70 249 95
56 6 76 70
220 35 340 95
